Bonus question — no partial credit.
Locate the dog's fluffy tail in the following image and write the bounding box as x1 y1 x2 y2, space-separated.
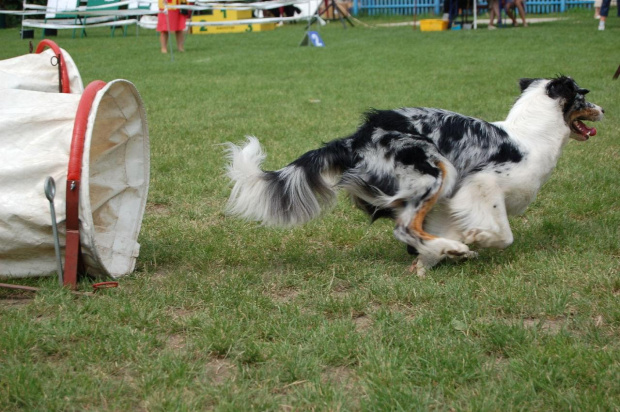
225 136 349 227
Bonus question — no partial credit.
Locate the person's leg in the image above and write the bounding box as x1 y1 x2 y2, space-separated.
505 1 517 25
599 0 611 16
442 0 450 20
598 0 611 29
594 0 602 17
159 31 169 53
175 30 185 52
515 0 527 26
489 0 499 28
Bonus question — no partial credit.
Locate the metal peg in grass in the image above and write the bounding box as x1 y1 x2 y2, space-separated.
44 176 63 287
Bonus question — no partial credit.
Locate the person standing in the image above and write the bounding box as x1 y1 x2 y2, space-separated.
487 0 501 29
598 0 618 30
505 0 528 26
158 0 189 53
594 0 602 19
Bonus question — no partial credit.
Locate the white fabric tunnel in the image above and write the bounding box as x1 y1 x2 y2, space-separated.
0 45 150 279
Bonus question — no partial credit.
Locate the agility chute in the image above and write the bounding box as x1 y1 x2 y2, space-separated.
0 41 149 284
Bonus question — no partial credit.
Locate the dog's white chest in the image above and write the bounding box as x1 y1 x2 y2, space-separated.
500 168 548 215
498 141 563 216
504 185 539 215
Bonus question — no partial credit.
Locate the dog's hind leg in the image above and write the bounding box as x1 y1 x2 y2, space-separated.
393 162 474 277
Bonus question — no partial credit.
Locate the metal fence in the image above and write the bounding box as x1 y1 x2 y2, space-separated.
351 0 595 15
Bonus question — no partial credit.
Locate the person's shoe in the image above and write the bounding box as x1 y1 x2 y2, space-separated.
598 20 605 30
488 24 497 30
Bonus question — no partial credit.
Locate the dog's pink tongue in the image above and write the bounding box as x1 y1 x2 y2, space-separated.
575 121 597 138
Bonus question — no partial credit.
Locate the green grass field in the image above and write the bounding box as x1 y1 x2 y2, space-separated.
1 9 619 410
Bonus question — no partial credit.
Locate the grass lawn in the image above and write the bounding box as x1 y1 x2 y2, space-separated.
1 9 619 410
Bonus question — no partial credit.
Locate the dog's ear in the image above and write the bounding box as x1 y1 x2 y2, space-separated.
546 76 578 100
519 78 539 92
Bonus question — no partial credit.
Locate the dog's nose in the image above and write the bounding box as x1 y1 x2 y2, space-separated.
601 107 605 114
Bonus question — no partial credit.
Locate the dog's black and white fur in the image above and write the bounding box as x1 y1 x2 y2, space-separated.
225 76 604 276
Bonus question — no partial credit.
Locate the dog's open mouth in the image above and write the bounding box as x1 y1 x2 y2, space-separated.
571 119 597 141
568 106 603 142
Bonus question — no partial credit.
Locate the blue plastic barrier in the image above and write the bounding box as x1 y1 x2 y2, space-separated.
351 0 595 16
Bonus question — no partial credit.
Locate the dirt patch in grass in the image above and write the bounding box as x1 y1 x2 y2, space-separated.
321 365 356 387
321 366 361 409
483 355 511 381
0 297 32 306
274 379 312 396
331 283 351 299
477 316 570 335
204 358 236 385
593 315 604 327
522 318 565 335
353 313 373 333
269 287 300 304
166 334 186 351
167 307 195 319
146 203 171 216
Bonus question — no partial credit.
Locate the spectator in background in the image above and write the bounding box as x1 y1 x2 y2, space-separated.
594 0 602 18
506 0 528 26
487 0 500 29
598 0 618 30
158 0 189 53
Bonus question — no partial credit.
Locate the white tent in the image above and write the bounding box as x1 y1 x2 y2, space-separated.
0 41 149 283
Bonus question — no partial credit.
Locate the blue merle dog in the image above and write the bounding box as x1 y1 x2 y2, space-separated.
225 76 604 276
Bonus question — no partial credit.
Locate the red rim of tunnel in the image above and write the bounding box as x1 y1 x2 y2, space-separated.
64 80 107 288
35 39 71 94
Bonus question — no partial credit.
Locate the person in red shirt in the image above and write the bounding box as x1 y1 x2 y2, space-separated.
158 0 189 53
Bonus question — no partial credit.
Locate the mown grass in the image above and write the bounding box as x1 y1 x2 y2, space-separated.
1 9 619 410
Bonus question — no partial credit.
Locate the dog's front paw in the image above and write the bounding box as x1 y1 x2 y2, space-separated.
434 238 471 258
464 228 512 249
447 249 479 261
464 229 494 248
411 239 477 278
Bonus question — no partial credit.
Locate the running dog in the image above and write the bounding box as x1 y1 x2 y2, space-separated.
225 76 604 276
